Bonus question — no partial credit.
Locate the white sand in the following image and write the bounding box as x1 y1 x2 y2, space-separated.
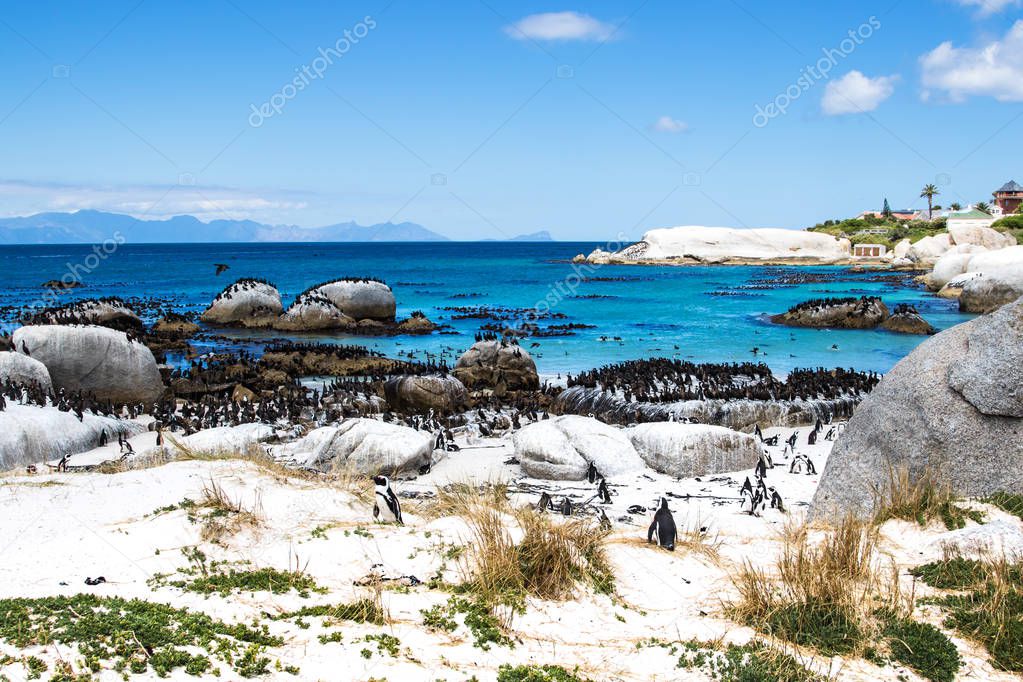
1 423 1020 681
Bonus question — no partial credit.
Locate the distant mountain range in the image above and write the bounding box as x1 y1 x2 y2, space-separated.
494 230 555 242
0 210 455 244
0 210 559 244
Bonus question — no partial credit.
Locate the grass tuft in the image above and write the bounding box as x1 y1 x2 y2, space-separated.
873 467 982 530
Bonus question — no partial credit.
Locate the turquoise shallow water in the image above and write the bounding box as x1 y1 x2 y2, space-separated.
0 241 970 376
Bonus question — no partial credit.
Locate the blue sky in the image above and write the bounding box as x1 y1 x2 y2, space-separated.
1 0 1022 240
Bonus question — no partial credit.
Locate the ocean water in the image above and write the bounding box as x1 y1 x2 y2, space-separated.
0 242 970 376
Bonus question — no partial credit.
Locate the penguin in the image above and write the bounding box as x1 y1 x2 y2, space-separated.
769 486 785 513
536 492 552 513
647 498 677 551
586 461 599 485
755 455 767 480
597 477 612 504
372 475 403 525
214 263 230 276
598 508 612 532
560 497 573 516
753 424 763 441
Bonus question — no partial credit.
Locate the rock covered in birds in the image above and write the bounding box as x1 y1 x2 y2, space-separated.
959 267 1023 314
383 374 467 413
454 339 539 390
0 351 52 392
30 297 142 331
627 422 760 478
513 415 645 480
395 311 438 334
12 325 165 404
770 296 890 330
879 304 936 335
0 403 143 469
272 418 433 475
812 295 1023 519
306 278 396 322
274 291 355 331
201 278 283 328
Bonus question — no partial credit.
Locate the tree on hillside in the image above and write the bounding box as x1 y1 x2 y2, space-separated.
882 198 892 218
975 201 991 214
920 184 940 219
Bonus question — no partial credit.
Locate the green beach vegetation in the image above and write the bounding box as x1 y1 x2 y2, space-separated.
807 213 948 250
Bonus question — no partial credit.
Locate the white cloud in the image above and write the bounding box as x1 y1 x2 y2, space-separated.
651 116 689 133
953 0 1019 16
921 21 1023 102
0 180 306 222
821 71 898 115
504 12 616 42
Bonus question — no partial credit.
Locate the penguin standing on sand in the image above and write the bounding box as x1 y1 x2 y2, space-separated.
587 462 600 484
373 475 403 525
648 498 677 551
597 477 612 504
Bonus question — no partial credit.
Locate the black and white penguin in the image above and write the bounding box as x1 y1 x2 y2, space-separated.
373 475 403 525
755 455 768 480
586 461 599 485
598 508 613 531
597 477 612 504
536 491 552 513
789 453 817 475
769 486 785 513
753 424 763 441
560 497 573 516
647 498 677 551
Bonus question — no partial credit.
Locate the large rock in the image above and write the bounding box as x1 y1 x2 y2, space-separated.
553 385 861 430
880 305 936 335
201 279 282 328
959 268 1023 314
589 226 851 264
770 296 889 330
513 415 645 480
627 422 760 478
812 297 1023 518
906 233 953 264
310 279 396 322
893 239 911 260
0 403 143 469
454 340 539 390
947 299 1023 417
12 325 165 403
383 374 467 413
964 244 1023 272
949 224 1017 250
0 351 52 392
271 418 433 475
274 292 354 331
928 245 988 290
31 298 142 331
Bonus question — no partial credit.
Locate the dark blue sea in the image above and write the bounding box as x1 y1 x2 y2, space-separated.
0 242 970 377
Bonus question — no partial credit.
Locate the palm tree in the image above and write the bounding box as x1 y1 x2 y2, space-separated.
950 202 962 211
920 184 940 219
975 201 991 215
